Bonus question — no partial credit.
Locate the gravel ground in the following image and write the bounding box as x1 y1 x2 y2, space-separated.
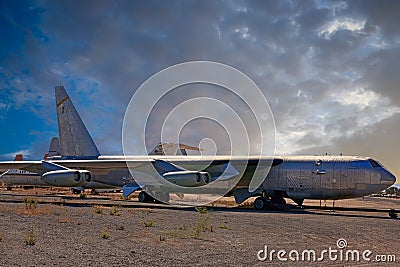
0 190 398 266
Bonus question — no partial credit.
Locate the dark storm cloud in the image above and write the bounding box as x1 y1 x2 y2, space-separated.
358 49 400 105
344 0 400 41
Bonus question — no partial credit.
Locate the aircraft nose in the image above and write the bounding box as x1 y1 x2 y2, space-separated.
381 170 396 186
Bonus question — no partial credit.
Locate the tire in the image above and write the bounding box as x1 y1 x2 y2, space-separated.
254 197 266 210
138 191 146 202
389 209 398 219
138 191 153 203
72 188 81 194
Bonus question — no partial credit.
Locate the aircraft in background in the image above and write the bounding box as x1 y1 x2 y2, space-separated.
0 169 43 190
0 154 45 189
0 138 118 194
0 86 396 209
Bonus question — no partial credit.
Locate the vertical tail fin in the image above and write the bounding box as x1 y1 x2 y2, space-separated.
44 137 61 159
55 85 100 158
148 142 201 155
14 154 23 161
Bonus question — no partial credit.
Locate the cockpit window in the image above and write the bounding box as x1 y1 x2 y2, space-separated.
351 161 370 168
368 159 382 168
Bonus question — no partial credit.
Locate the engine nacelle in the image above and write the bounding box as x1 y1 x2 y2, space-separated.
41 170 91 187
163 171 211 187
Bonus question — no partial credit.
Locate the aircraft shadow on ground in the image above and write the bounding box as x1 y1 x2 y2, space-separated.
0 191 396 219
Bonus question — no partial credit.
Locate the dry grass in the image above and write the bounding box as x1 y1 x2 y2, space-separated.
112 193 136 201
136 208 153 213
101 231 110 239
15 204 55 216
93 205 104 214
164 208 214 239
192 211 213 238
142 220 156 227
109 206 121 216
58 217 75 223
217 224 229 230
24 225 36 246
24 197 38 209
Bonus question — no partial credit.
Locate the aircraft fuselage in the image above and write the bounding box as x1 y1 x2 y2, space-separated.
39 155 395 204
262 156 395 203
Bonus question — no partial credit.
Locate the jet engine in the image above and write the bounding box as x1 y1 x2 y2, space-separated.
163 171 211 187
41 170 91 187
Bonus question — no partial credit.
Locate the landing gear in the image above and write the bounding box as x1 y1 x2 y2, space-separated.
253 196 288 211
293 199 304 206
254 197 268 210
91 189 99 195
389 209 398 219
138 191 154 203
72 188 82 194
138 191 170 204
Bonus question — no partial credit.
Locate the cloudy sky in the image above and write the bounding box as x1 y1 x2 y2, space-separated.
0 0 399 182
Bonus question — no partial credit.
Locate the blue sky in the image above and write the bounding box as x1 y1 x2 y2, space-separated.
0 0 400 182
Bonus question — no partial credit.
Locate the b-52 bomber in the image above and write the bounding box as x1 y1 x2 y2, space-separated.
0 86 396 209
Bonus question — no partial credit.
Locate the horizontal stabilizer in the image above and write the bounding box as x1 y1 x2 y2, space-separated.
122 183 141 198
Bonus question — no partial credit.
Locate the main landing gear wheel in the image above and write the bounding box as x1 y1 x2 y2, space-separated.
254 197 288 211
72 188 82 194
254 197 267 210
138 191 154 203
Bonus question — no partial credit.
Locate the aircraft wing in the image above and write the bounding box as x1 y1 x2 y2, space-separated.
0 156 280 175
0 157 281 196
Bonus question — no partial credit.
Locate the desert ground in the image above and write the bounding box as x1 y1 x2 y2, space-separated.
0 187 398 266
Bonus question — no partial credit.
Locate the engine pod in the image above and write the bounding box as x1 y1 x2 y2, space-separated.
41 169 91 187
